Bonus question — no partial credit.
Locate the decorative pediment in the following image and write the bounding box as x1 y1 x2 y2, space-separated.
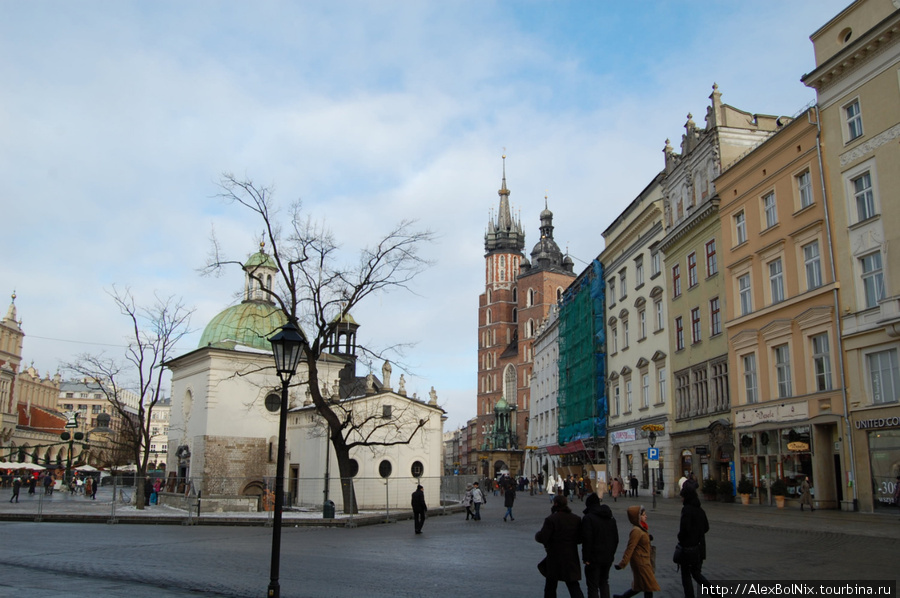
730 329 759 352
619 308 630 320
634 296 647 308
649 286 664 299
620 366 632 376
760 319 792 341
636 357 650 369
608 371 620 381
651 350 667 362
794 305 833 330
608 315 618 326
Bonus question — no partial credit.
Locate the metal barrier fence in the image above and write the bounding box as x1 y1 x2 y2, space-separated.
1 473 484 524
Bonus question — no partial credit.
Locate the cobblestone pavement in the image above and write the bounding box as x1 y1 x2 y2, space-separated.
0 488 897 597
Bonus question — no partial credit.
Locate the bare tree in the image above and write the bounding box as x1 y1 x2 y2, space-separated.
64 287 192 509
208 173 434 513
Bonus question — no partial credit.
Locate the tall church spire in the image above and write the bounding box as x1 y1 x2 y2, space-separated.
485 155 526 255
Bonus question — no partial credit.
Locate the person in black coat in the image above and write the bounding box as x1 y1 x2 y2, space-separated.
411 484 427 534
535 494 585 598
503 478 516 521
677 486 709 598
581 493 618 598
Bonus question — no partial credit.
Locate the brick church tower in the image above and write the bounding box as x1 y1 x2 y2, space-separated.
473 157 575 478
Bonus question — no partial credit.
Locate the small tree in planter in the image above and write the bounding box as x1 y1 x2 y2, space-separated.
737 477 754 505
770 479 788 508
717 479 735 503
702 478 718 501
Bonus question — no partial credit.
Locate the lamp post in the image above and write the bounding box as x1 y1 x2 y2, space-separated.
648 431 657 511
267 321 307 598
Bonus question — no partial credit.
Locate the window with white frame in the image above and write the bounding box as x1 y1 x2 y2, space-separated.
706 240 717 276
763 192 778 228
867 348 900 405
651 252 661 277
845 99 863 141
673 264 682 297
619 270 627 300
797 170 813 208
657 367 667 404
613 384 621 416
852 172 875 222
625 379 633 412
608 279 616 306
623 319 630 349
804 241 823 290
691 307 701 344
710 297 721 336
641 373 650 409
675 316 684 351
688 252 697 287
769 258 785 304
811 333 832 392
611 326 618 353
743 353 758 404
739 274 752 316
861 251 885 309
774 344 792 398
638 309 646 340
635 257 644 288
655 299 664 331
734 211 747 245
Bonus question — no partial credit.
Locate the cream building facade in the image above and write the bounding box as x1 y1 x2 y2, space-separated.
600 173 671 496
526 305 561 481
802 0 900 512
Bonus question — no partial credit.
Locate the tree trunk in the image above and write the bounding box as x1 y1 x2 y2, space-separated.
335 449 358 514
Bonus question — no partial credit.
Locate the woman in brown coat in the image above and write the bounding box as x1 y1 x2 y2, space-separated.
613 505 659 598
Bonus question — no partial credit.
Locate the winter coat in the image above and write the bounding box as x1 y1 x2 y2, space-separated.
535 503 583 582
504 486 516 508
411 489 427 513
617 506 660 593
581 500 618 564
462 488 473 507
472 487 485 504
611 479 623 498
677 492 709 563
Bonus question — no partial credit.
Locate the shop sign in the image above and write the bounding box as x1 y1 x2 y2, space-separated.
610 429 636 444
787 441 810 452
855 416 900 430
734 402 809 428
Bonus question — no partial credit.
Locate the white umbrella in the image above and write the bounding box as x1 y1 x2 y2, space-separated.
75 464 99 472
18 463 46 471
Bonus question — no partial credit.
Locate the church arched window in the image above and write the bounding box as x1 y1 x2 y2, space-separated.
504 365 517 408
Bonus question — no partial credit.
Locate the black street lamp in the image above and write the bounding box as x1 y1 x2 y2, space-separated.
648 431 657 511
267 321 307 598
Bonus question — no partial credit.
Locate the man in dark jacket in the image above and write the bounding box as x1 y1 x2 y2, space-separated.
677 486 710 598
535 494 585 598
411 484 427 534
581 493 618 598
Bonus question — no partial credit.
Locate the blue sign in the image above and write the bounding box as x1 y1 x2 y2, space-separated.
648 447 659 460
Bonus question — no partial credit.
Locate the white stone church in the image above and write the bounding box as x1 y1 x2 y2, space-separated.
165 245 444 512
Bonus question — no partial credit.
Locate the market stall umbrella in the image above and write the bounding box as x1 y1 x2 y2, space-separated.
75 464 100 472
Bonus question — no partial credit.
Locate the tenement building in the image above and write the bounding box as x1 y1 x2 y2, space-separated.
658 86 784 494
802 0 900 512
717 107 847 509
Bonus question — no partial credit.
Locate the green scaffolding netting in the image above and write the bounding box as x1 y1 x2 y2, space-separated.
558 259 607 445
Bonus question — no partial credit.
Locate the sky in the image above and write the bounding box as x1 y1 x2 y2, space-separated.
1 0 850 431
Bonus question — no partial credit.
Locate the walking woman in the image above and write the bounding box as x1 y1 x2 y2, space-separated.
462 483 474 520
613 506 659 598
677 486 709 598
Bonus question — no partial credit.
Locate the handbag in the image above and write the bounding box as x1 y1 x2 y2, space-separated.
673 543 684 564
537 556 548 577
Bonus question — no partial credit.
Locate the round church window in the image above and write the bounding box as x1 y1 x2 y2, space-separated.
411 461 424 478
378 460 392 479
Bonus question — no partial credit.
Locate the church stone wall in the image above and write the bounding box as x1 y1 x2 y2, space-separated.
202 435 270 495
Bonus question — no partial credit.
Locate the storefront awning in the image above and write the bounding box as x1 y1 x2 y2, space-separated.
546 439 586 455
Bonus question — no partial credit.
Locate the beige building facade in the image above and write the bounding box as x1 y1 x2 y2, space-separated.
802 0 900 512
717 109 849 509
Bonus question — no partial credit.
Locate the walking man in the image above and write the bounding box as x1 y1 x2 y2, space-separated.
10 476 21 503
799 476 814 512
411 484 427 534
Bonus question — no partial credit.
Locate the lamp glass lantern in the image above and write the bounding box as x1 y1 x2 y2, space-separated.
269 321 306 378
648 430 657 447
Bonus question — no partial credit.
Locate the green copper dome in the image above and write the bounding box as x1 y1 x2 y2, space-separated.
198 301 287 351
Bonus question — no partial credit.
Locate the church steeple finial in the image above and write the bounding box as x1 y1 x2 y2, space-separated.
484 153 526 255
